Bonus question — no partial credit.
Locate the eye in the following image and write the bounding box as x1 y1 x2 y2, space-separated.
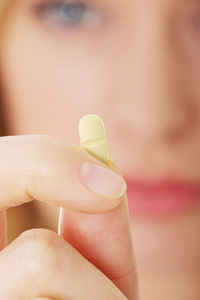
60 2 85 23
34 0 102 27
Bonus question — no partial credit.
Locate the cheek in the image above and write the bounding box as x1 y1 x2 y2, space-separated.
0 22 115 140
53 56 107 112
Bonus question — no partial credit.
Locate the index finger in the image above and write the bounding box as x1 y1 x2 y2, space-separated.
0 134 126 212
0 134 126 250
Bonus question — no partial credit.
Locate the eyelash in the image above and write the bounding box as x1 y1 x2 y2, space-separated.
33 0 104 29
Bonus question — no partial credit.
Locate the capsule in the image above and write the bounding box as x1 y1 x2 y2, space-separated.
79 114 109 163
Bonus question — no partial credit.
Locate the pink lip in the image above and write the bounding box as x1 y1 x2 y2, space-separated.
125 178 200 217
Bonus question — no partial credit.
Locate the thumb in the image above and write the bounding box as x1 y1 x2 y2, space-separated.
59 184 138 300
59 115 139 300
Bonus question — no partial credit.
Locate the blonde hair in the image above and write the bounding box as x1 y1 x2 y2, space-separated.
0 0 8 26
0 0 10 136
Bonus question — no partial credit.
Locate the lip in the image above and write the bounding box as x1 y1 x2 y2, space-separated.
125 178 200 217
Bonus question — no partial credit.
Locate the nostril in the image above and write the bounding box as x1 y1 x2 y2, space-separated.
164 99 197 142
113 96 195 144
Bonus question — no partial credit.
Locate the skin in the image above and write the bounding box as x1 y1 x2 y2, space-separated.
0 135 137 299
0 0 200 299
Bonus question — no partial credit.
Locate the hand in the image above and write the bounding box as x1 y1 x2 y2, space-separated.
0 135 138 300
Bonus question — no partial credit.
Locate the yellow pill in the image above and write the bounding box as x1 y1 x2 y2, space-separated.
79 114 110 163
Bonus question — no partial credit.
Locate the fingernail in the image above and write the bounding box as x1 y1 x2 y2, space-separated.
80 162 127 199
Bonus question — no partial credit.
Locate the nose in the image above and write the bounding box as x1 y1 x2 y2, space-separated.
114 11 196 143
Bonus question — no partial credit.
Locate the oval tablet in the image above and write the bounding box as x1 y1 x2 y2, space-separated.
79 114 110 163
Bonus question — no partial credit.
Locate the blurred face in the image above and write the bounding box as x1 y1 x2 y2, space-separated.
1 0 200 298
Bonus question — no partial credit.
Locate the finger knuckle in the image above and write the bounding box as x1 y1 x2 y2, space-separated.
35 134 65 155
21 134 64 162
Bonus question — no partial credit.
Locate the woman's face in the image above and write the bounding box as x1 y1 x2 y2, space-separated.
1 0 200 298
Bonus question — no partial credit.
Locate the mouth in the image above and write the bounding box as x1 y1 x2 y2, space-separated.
125 177 200 217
